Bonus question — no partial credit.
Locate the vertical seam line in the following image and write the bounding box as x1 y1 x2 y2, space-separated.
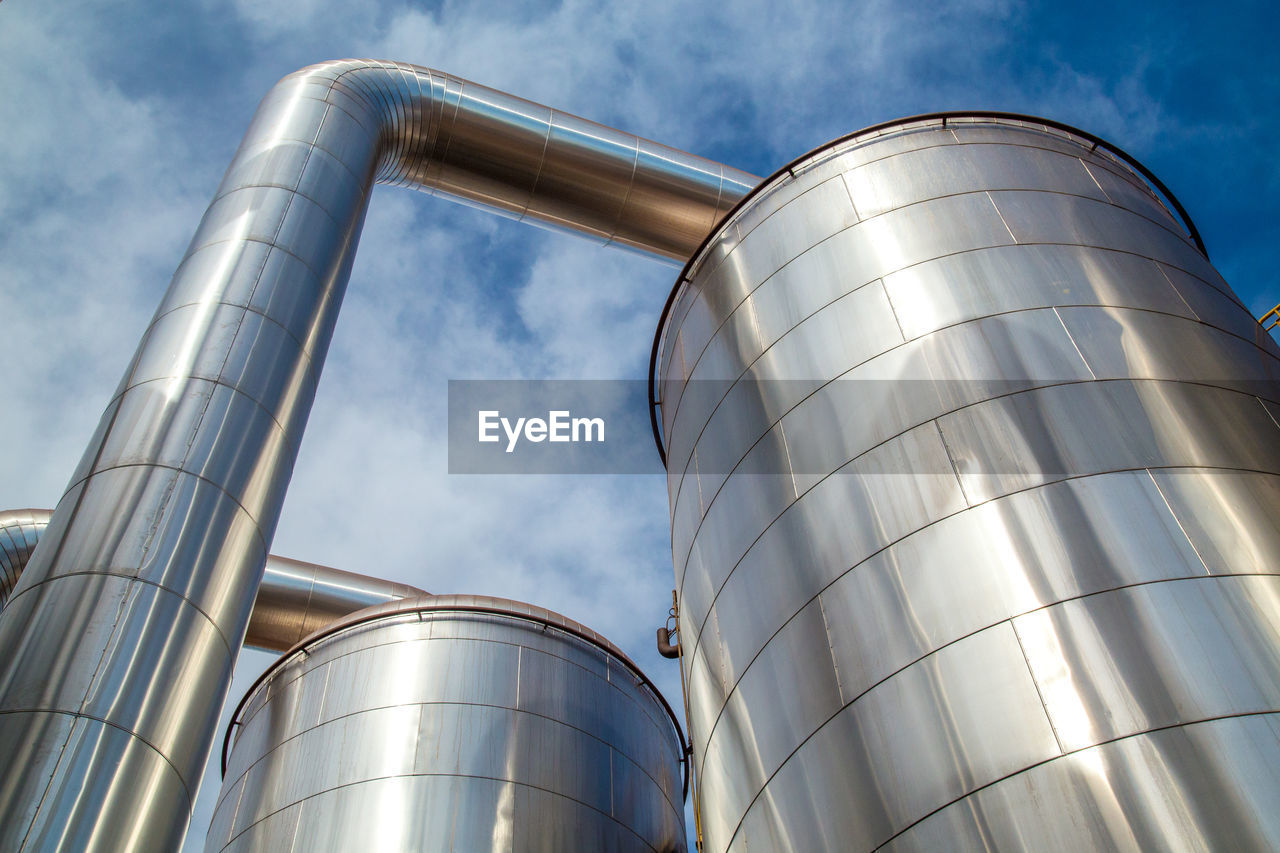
1009 618 1067 755
985 190 1019 243
1053 306 1098 379
1145 468 1212 576
933 419 972 507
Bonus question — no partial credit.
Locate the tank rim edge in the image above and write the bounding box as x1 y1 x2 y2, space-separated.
646 110 1210 466
219 593 691 801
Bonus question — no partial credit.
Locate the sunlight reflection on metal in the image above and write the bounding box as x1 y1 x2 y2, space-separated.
210 595 686 851
655 115 1280 852
0 509 425 652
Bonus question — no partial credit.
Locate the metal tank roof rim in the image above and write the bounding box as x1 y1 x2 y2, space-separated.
220 591 692 800
645 110 1212 466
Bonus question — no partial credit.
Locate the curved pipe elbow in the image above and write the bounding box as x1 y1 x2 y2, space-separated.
0 509 47 610
252 60 758 262
656 625 681 659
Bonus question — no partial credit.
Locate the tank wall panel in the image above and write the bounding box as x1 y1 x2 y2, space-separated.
211 606 685 852
657 118 1280 852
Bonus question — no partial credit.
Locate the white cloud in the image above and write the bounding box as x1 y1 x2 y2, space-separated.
516 241 673 378
0 6 211 504
223 0 385 41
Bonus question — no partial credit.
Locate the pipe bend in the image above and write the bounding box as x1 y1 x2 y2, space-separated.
656 625 681 659
0 509 49 609
250 60 758 261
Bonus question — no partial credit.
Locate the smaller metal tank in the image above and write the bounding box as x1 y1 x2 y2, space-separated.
207 594 687 852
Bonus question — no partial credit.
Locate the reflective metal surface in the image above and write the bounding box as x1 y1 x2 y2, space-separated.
0 509 424 653
655 116 1280 852
880 714 1280 852
209 594 686 852
0 59 755 850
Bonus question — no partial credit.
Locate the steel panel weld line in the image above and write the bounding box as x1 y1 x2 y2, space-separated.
0 59 759 851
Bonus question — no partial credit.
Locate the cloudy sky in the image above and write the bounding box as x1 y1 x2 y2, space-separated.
1 0 1276 848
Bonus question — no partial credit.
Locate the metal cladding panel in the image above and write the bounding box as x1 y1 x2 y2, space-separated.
656 118 1280 852
0 572 232 799
879 714 1280 852
210 604 685 852
0 713 192 853
0 511 425 658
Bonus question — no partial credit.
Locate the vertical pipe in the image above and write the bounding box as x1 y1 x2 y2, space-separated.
654 116 1280 852
0 65 380 851
0 59 753 849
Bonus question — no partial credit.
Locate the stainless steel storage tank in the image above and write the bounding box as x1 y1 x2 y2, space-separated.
651 114 1280 852
208 594 687 852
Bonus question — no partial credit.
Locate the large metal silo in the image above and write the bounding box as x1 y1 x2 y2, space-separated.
208 594 687 852
652 115 1280 851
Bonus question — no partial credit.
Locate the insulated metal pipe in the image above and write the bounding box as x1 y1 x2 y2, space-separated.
0 60 758 851
243 554 424 652
0 510 424 651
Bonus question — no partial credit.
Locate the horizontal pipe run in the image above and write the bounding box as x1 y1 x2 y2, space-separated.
0 509 425 652
268 60 760 260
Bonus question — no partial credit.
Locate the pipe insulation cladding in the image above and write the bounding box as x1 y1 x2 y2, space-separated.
653 116 1280 852
209 595 687 852
0 510 426 651
0 59 757 851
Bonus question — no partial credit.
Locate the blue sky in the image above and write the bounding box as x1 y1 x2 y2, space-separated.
1 0 1276 848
